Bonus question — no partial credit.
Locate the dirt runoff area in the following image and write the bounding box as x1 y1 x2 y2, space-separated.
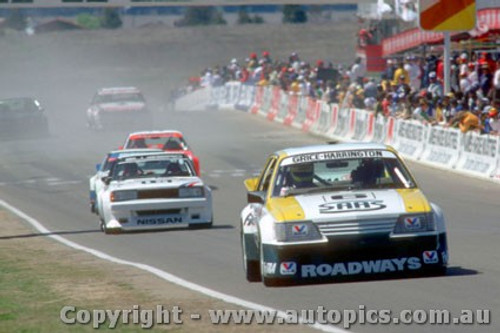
0 209 321 332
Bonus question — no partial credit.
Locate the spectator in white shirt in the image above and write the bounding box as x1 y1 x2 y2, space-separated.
493 58 500 103
404 56 421 92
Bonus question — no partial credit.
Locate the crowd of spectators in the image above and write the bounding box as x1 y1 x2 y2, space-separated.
194 49 500 135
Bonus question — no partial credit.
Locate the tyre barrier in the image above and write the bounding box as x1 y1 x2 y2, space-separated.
201 82 500 183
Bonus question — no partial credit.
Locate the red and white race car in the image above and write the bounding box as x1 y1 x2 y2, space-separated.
86 86 151 130
122 130 201 175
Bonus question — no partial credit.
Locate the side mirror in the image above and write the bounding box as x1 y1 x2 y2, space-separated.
102 176 112 185
247 191 265 204
95 163 101 172
118 145 124 150
244 177 259 192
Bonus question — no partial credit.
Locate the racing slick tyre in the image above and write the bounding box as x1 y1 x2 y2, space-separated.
99 219 108 234
241 230 261 282
99 219 116 235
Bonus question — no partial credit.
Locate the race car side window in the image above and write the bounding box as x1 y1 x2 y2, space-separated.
258 157 277 192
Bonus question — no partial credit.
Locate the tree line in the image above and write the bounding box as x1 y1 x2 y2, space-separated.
2 5 309 31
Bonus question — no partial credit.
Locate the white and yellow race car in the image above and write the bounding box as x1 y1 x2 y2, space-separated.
240 143 448 286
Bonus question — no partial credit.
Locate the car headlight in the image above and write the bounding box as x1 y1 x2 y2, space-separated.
274 221 323 242
110 190 137 202
393 213 435 234
179 187 204 198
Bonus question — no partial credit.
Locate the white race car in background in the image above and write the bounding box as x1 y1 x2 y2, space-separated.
97 153 213 233
89 148 162 213
86 86 151 130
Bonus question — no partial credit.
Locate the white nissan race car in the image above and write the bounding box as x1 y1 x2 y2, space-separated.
97 153 213 233
89 148 162 214
241 143 448 286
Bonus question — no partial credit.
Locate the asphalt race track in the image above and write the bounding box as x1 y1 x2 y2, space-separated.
0 30 499 333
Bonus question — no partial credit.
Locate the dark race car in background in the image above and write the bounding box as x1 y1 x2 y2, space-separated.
86 86 151 130
0 97 49 138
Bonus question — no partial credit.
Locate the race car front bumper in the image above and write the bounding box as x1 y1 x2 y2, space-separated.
105 197 212 232
260 232 448 282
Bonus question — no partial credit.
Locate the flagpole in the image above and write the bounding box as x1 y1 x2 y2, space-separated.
443 31 451 94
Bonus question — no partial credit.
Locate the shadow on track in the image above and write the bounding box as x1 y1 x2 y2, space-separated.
110 224 235 235
0 229 101 240
266 266 479 288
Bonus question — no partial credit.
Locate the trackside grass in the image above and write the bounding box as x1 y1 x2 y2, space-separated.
0 210 314 333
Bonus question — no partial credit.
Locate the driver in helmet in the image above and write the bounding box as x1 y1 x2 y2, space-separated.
287 163 315 189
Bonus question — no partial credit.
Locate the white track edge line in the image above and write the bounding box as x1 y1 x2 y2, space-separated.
0 199 351 333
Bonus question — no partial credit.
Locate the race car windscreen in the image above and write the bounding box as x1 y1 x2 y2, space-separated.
126 136 188 150
272 150 417 197
111 158 194 180
93 92 145 104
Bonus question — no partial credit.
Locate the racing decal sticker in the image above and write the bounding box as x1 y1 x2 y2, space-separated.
136 216 183 225
422 251 439 264
404 217 422 231
301 257 422 278
280 262 297 275
281 150 395 166
319 200 386 214
292 224 308 236
243 213 256 226
263 262 277 275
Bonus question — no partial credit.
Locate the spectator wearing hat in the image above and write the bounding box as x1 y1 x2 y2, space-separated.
427 71 443 100
467 62 479 87
479 64 493 98
422 55 437 88
440 92 455 122
248 52 258 70
262 51 272 64
485 107 500 135
458 52 469 77
385 59 396 84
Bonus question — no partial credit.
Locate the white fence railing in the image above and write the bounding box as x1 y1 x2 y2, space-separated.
192 82 500 183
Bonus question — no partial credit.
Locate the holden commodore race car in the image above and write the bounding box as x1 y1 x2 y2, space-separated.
122 130 201 175
96 153 212 234
0 97 49 137
240 143 448 286
89 148 162 214
86 87 151 130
